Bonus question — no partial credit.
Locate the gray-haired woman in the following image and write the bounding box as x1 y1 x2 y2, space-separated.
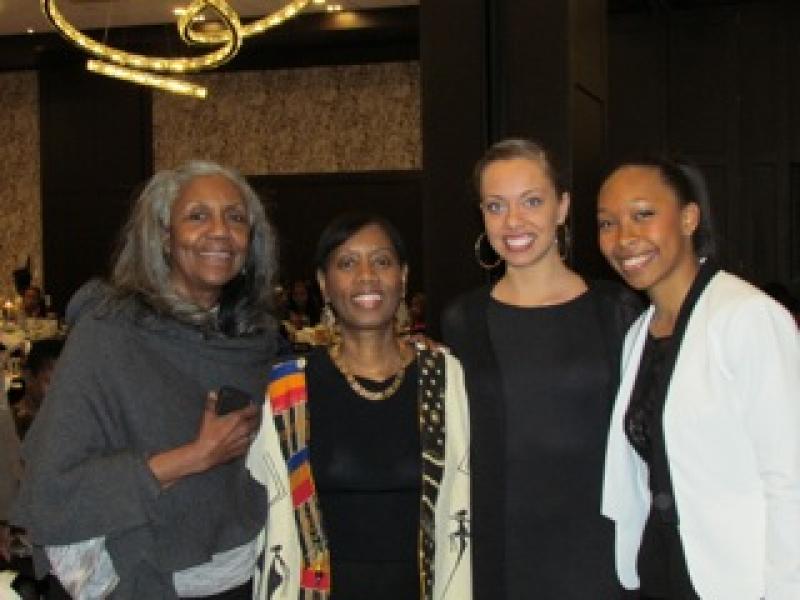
12 160 280 599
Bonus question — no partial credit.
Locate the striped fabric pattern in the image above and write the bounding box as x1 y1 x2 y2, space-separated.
268 358 331 599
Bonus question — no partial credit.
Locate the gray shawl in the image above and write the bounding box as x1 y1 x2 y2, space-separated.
12 281 277 598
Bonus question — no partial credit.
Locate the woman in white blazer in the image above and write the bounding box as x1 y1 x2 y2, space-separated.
596 157 800 599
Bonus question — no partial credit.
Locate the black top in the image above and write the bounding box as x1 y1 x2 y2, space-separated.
305 348 421 599
443 281 642 600
486 290 619 598
625 334 678 518
625 335 700 599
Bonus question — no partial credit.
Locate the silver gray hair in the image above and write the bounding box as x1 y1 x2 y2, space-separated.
110 160 277 335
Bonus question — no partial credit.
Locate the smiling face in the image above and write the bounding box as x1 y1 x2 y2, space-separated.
167 174 250 309
597 165 699 298
479 157 569 273
317 222 407 334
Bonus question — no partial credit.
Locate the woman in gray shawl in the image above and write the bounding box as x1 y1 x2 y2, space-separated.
12 160 279 599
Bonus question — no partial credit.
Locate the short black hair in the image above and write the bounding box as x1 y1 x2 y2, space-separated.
25 338 64 375
313 212 408 273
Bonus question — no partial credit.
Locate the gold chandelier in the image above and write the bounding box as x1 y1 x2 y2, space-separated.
41 0 322 98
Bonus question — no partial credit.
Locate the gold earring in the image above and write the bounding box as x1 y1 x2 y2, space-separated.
320 302 340 347
474 232 502 270
321 303 336 329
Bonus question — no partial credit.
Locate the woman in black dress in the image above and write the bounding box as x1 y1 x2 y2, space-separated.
248 213 472 600
442 139 639 599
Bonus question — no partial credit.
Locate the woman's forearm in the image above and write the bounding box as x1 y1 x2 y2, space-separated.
147 442 207 489
147 400 261 488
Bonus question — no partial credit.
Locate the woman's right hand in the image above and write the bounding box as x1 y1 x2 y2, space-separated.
147 391 261 488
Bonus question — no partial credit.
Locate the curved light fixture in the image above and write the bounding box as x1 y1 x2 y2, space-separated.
41 0 314 97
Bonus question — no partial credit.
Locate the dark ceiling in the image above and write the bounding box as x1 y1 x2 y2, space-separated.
608 0 767 13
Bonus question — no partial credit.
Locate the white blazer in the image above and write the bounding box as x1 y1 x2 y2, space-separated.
602 271 800 599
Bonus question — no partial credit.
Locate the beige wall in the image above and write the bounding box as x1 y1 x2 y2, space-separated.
0 72 42 301
153 62 421 173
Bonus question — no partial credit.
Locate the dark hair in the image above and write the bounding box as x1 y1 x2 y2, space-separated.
604 156 717 259
314 212 408 273
25 338 64 375
473 138 565 197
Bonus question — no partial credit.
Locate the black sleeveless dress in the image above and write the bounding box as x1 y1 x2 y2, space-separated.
305 348 421 599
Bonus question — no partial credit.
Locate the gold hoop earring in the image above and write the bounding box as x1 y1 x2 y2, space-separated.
474 232 502 270
557 223 572 261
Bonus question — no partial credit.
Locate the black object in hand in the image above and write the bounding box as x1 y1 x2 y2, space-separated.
216 385 255 415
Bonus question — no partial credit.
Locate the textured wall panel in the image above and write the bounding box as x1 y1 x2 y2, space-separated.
152 62 421 174
0 72 41 300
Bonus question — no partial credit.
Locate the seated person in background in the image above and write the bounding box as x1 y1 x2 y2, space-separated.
12 338 64 440
408 291 426 335
21 287 44 319
11 261 31 301
273 284 289 321
287 278 322 328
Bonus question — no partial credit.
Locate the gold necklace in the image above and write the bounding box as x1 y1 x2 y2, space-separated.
329 345 406 402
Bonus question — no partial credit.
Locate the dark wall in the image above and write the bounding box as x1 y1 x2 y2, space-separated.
609 0 799 288
421 0 609 336
35 1 800 315
420 0 491 336
39 65 152 314
251 171 423 294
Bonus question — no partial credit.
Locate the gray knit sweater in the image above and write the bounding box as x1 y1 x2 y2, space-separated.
12 281 277 598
